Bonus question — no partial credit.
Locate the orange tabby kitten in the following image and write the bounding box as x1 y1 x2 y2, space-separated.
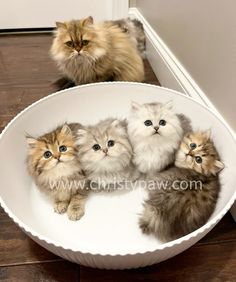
50 16 145 85
26 123 89 221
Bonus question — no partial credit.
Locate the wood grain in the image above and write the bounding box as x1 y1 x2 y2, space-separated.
80 242 236 281
0 261 79 282
0 33 235 281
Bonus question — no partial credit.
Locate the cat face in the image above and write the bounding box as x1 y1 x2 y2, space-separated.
128 102 183 140
175 131 224 176
77 119 132 173
52 17 107 62
26 124 77 175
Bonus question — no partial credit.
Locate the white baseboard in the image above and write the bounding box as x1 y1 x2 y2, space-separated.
129 7 236 221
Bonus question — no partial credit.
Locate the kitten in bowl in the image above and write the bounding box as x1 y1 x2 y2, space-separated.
26 123 89 221
127 101 186 176
50 16 144 85
139 131 224 242
77 118 139 191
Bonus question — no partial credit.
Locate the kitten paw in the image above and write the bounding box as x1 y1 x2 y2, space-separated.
67 207 85 221
54 202 69 214
139 220 151 234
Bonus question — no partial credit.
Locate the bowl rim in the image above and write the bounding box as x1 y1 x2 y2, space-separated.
0 81 235 256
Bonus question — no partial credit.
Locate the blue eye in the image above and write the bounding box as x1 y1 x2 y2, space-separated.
93 144 101 151
190 143 197 149
195 156 202 163
144 120 153 126
159 119 166 126
44 151 52 159
59 145 67 152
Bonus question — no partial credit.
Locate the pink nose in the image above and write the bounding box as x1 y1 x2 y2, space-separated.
102 148 108 154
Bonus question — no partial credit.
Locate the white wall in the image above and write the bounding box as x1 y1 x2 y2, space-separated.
135 0 236 131
0 0 128 29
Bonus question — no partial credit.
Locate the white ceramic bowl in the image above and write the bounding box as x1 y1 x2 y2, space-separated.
0 82 235 269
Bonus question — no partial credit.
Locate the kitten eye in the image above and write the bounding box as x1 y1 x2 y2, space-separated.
195 156 202 164
65 41 73 47
144 120 153 126
44 151 52 159
159 119 166 126
59 145 67 152
82 40 89 46
93 144 101 151
108 140 115 147
190 143 197 150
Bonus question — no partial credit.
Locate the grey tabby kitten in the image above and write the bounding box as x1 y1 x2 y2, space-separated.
139 131 224 242
26 123 89 221
77 118 138 190
127 101 185 175
111 18 146 58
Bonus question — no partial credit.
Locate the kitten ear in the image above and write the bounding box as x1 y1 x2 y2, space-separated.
214 160 224 173
55 21 66 29
204 129 211 140
82 16 94 26
131 101 141 112
26 135 37 148
111 119 119 127
163 100 173 110
76 129 88 145
77 129 87 137
61 123 71 135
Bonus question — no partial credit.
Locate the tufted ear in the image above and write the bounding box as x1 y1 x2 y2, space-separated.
61 123 71 135
55 21 66 29
131 101 142 112
76 129 88 145
204 129 211 140
82 16 94 26
26 135 37 148
213 160 224 174
111 119 119 127
163 100 173 110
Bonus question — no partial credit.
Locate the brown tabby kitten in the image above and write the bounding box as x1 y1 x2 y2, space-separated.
110 18 146 58
139 131 224 242
50 16 144 85
26 123 89 221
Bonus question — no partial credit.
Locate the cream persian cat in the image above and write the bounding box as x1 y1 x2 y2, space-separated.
26 123 89 221
127 102 184 175
50 16 144 85
77 118 138 190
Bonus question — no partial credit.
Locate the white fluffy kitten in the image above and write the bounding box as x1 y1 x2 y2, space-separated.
77 118 138 190
127 102 184 175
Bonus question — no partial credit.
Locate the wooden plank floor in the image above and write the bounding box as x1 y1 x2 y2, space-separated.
0 34 235 281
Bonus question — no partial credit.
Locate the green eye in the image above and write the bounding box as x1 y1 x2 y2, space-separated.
82 40 89 46
93 144 101 151
65 41 73 47
44 151 52 159
59 145 67 152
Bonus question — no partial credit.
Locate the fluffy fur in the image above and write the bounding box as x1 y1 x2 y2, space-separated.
139 131 224 242
50 16 144 85
26 123 89 220
110 18 146 58
77 118 138 190
127 101 184 175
